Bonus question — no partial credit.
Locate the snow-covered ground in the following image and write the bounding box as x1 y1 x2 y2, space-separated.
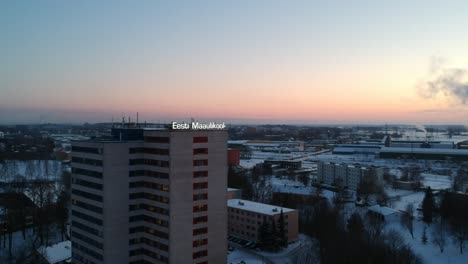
421 173 452 190
227 249 268 264
387 220 468 264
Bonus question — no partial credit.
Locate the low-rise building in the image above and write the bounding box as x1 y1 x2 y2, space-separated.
318 161 384 190
227 199 298 243
367 205 400 222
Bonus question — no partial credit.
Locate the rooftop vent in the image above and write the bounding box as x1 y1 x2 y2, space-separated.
272 208 278 212
238 201 244 206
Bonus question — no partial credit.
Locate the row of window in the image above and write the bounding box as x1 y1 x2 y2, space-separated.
193 160 208 166
193 193 208 201
129 248 169 263
129 237 169 251
72 167 102 179
72 241 103 261
193 137 208 143
72 157 103 166
129 214 169 227
193 171 208 178
73 252 96 264
193 227 208 236
129 147 169 155
129 226 169 239
129 159 169 167
193 182 208 190
72 178 103 190
193 216 208 225
193 148 208 155
72 220 102 237
193 204 208 213
229 208 289 219
72 231 103 249
72 146 102 154
129 192 169 204
144 136 170 143
129 181 169 191
129 170 169 179
193 250 208 259
72 210 103 226
193 238 208 248
72 188 103 202
72 199 103 214
129 203 169 215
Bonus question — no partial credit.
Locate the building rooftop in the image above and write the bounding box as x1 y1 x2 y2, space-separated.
37 240 71 264
380 147 468 156
228 199 295 215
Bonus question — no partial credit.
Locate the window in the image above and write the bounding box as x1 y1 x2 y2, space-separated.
129 181 169 191
144 136 170 143
72 210 103 225
193 204 208 212
72 199 103 214
193 193 208 201
72 146 101 154
129 159 169 167
129 170 169 179
193 250 208 259
193 137 208 143
193 148 208 155
129 147 169 155
193 216 208 224
72 189 103 202
193 238 208 247
193 227 208 236
193 160 208 166
129 193 169 203
193 171 208 178
72 178 102 190
72 157 103 166
193 182 208 190
72 168 102 179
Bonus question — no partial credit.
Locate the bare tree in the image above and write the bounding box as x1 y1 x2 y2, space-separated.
432 221 447 253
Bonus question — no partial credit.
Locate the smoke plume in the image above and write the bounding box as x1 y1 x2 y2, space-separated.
419 57 468 104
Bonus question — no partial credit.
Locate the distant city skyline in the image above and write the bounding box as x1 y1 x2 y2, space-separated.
2 1 468 124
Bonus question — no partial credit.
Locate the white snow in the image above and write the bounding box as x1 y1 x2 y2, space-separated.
37 240 71 264
228 199 295 215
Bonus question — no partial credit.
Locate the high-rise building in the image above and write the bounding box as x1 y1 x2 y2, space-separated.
70 125 228 264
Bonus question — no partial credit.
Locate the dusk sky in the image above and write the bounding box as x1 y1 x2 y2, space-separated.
2 0 468 124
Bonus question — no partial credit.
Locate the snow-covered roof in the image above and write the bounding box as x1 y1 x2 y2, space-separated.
228 199 295 215
380 147 468 155
368 205 399 216
37 240 71 264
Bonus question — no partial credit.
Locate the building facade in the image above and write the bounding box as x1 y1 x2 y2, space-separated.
227 199 298 244
70 127 228 264
317 161 383 190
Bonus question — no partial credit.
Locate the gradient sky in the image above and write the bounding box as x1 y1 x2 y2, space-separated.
1 0 468 124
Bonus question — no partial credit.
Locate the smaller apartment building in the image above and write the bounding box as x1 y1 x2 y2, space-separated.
227 199 298 244
318 161 384 190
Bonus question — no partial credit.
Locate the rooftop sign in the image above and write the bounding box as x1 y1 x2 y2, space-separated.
171 121 226 130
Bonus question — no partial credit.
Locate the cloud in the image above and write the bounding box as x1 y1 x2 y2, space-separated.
418 57 468 104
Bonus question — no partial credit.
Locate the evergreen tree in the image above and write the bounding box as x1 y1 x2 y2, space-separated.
422 187 434 223
421 226 427 244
